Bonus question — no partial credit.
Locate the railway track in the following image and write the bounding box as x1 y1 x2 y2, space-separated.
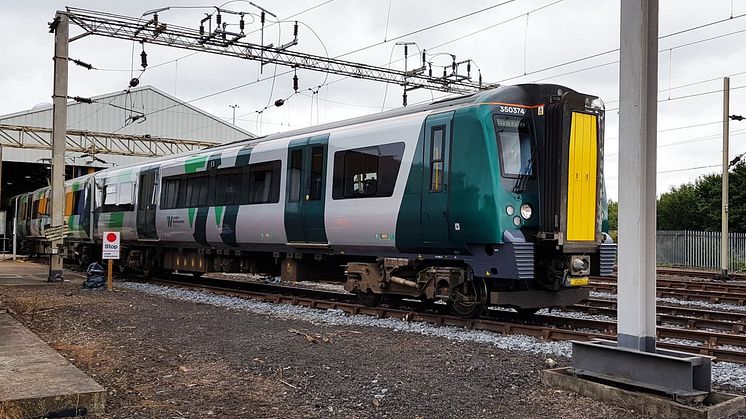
656 267 746 281
568 298 745 333
589 278 746 306
129 275 746 365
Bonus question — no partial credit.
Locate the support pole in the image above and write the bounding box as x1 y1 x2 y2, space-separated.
0 145 3 207
616 0 659 352
48 11 69 283
12 196 17 262
719 77 731 280
107 259 113 291
570 0 712 397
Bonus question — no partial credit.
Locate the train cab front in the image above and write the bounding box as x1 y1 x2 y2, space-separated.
530 86 616 296
481 84 616 311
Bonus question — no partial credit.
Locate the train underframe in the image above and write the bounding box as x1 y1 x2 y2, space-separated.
48 238 594 318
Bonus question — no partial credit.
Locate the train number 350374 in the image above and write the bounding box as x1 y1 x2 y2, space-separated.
499 105 526 115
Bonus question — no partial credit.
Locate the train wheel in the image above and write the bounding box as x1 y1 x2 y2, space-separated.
355 290 382 307
450 278 486 318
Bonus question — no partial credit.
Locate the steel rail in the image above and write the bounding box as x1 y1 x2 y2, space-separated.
589 281 746 305
568 299 745 333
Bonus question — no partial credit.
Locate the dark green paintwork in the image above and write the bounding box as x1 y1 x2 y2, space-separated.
396 103 542 253
284 135 329 243
421 112 453 244
221 145 251 246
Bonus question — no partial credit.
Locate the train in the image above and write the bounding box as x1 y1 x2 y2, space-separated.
6 83 616 317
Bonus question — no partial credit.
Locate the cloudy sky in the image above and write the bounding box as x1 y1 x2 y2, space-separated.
1 0 745 200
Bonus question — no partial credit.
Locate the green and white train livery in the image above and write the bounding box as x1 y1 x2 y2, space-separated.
9 84 616 317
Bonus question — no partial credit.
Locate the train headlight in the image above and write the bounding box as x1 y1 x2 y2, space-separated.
506 205 515 216
513 216 522 227
586 97 605 111
520 204 533 219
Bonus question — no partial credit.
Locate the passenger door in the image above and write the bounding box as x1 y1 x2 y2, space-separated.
421 112 453 244
136 167 159 240
284 135 329 243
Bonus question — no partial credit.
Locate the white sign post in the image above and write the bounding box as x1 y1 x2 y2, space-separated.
102 231 120 291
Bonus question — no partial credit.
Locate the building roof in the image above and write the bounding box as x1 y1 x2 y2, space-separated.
0 85 254 166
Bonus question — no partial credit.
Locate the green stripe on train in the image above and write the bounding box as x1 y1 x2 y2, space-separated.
107 212 124 228
185 156 208 173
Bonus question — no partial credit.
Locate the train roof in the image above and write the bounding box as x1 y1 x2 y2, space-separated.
9 83 592 200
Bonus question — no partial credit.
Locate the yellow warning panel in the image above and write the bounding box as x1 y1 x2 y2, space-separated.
567 112 598 241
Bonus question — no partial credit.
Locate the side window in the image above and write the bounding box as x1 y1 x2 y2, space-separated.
430 126 445 192
104 185 117 205
65 191 74 216
215 169 242 206
332 142 405 199
308 146 324 201
249 160 281 204
187 176 210 207
73 190 84 216
102 181 135 212
118 182 134 206
288 149 303 203
161 178 180 210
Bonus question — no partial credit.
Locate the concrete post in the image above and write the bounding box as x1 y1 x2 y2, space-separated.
616 0 658 352
0 145 3 205
720 77 730 279
48 12 69 282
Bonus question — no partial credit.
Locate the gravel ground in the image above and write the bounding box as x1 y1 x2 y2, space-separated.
0 276 643 419
2 265 746 418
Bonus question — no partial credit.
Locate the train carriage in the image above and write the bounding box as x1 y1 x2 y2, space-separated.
7 83 616 317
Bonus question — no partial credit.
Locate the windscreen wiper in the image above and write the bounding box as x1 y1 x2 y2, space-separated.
512 146 536 194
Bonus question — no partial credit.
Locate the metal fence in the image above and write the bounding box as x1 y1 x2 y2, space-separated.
656 230 746 272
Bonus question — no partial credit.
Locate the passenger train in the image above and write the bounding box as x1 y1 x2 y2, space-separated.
6 84 616 317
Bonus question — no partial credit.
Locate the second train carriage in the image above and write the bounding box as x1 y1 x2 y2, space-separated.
8 83 616 317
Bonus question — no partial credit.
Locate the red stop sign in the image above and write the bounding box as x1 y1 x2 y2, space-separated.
106 232 117 242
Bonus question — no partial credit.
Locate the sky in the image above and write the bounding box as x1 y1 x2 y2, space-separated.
1 0 745 201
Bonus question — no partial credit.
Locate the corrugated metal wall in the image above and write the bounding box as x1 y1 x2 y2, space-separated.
657 230 746 271
0 85 252 143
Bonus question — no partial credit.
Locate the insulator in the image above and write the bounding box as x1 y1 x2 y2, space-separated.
422 50 426 67
153 13 158 24
443 67 446 77
452 57 456 71
404 44 408 57
428 63 432 77
261 11 265 25
275 98 285 107
129 77 140 88
239 14 245 31
402 90 407 107
467 61 471 77
479 71 482 87
140 49 148 69
293 73 299 92
216 12 222 25
72 96 93 104
294 21 298 37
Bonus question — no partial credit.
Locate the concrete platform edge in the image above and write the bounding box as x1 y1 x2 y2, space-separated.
0 312 106 418
541 367 745 419
4 390 105 417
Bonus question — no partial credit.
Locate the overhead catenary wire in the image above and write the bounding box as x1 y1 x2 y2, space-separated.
107 0 543 128
101 1 746 137
499 11 746 84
